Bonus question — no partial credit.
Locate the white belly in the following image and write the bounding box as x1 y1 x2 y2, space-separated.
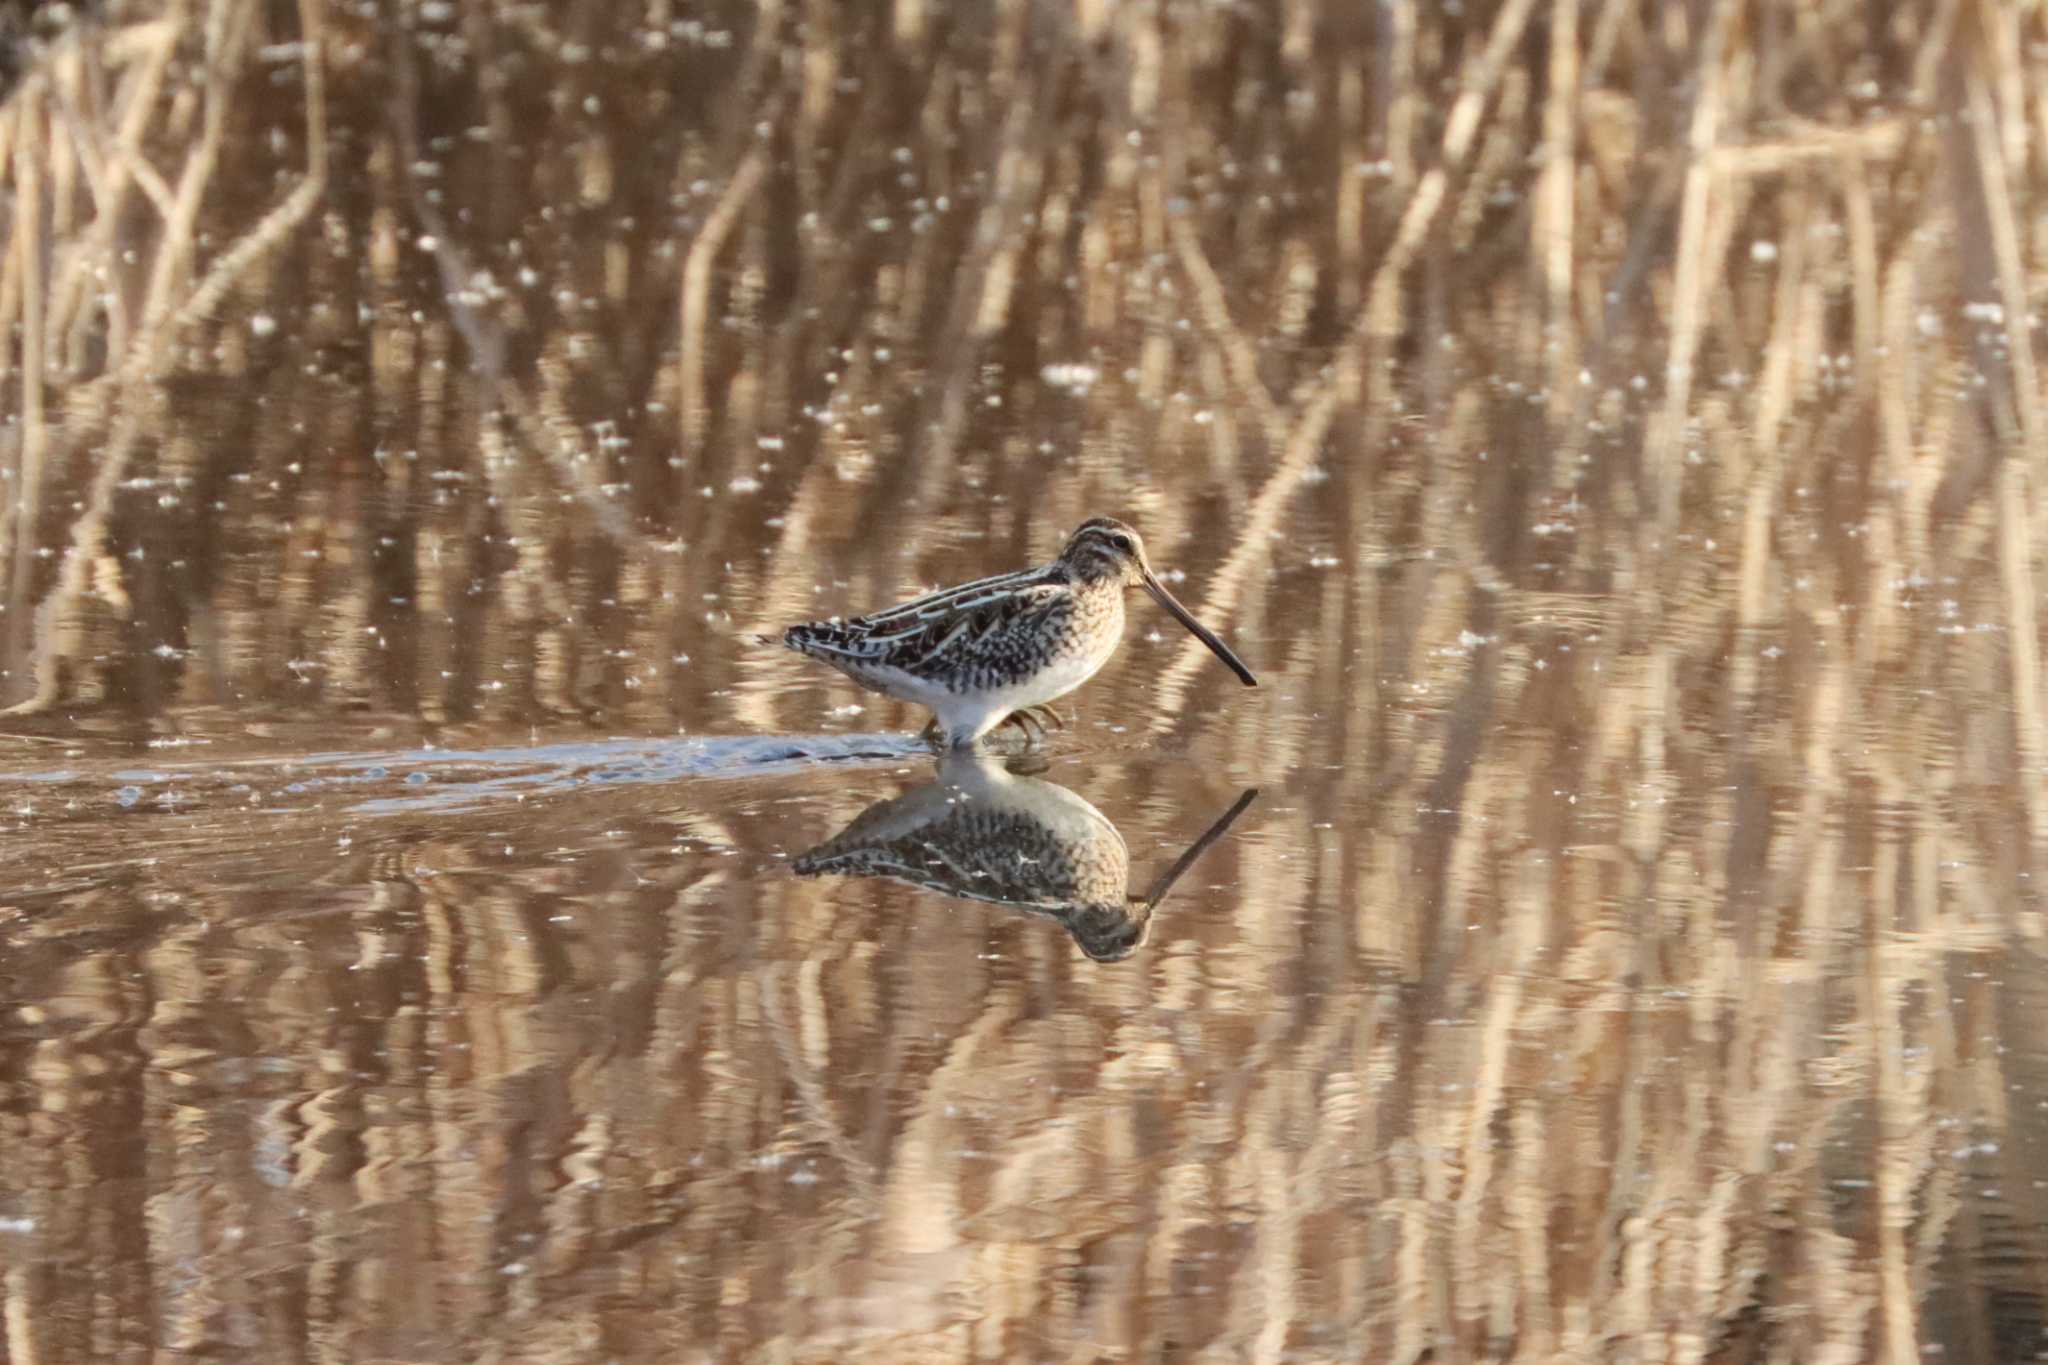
867 622 1122 746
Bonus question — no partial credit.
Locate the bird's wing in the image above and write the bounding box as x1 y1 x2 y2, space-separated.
853 565 1053 629
895 580 1071 676
786 568 1068 667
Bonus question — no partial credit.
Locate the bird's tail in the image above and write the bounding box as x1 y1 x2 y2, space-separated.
749 626 803 652
780 622 854 661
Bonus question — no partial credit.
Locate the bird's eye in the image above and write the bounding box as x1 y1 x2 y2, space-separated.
1111 533 1135 553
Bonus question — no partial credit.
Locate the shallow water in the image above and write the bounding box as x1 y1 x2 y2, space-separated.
7 632 2047 1359
7 3 2048 1361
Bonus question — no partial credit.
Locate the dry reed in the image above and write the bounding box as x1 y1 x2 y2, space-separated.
1 1 2046 1360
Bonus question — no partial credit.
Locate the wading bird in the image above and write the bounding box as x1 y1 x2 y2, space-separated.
793 750 1259 960
781 517 1257 748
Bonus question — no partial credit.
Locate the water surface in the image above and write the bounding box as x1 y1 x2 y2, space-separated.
4 3 2048 1361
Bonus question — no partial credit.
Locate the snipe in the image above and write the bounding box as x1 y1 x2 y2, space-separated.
780 517 1257 748
793 750 1259 961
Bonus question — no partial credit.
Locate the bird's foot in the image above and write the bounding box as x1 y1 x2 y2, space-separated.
996 708 1048 747
1024 705 1066 732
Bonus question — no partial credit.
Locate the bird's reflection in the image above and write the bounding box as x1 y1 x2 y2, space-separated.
793 751 1257 961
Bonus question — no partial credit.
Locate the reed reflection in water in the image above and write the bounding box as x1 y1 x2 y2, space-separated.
1 0 2047 1361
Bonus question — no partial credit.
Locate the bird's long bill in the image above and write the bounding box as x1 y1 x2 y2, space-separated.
1142 572 1259 687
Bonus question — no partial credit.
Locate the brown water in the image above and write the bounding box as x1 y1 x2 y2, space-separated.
6 3 2048 1361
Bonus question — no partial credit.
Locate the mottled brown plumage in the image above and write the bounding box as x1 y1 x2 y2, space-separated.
792 752 1258 961
781 517 1257 747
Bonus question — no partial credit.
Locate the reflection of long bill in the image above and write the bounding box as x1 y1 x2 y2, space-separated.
1141 571 1259 688
1133 787 1260 910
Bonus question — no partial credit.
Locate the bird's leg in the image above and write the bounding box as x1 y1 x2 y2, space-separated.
995 706 1069 748
998 709 1045 746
